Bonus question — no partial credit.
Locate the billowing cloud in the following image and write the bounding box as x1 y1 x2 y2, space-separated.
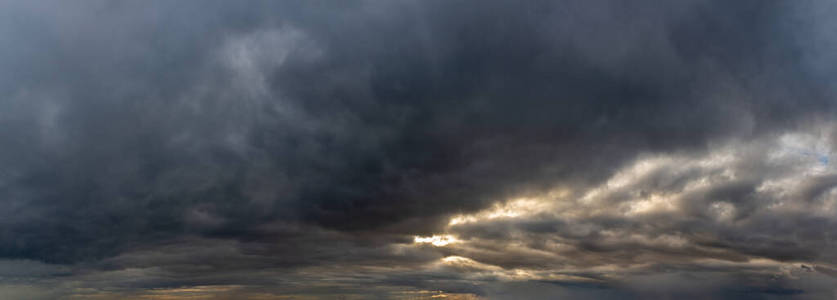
2 0 837 298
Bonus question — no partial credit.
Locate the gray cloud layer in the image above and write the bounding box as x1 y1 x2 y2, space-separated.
2 0 837 298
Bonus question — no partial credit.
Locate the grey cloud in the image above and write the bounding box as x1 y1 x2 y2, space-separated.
2 0 837 298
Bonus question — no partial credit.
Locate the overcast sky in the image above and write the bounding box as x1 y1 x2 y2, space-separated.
3 1 837 299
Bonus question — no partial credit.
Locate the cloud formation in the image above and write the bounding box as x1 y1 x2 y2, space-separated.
2 0 837 298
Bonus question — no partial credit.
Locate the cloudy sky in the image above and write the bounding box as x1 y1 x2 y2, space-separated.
3 0 837 299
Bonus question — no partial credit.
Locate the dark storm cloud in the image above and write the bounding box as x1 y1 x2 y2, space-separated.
1 0 837 298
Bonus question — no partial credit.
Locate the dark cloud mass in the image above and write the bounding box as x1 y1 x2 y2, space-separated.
2 0 837 298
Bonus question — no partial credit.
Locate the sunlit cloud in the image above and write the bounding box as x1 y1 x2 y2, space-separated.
414 235 460 247
448 190 570 226
5 0 837 298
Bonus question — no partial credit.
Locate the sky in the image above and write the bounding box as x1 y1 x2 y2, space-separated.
2 0 837 299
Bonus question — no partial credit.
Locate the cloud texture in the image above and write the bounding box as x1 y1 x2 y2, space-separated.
2 0 837 298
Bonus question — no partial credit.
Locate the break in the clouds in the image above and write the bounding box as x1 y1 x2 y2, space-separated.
2 0 837 299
